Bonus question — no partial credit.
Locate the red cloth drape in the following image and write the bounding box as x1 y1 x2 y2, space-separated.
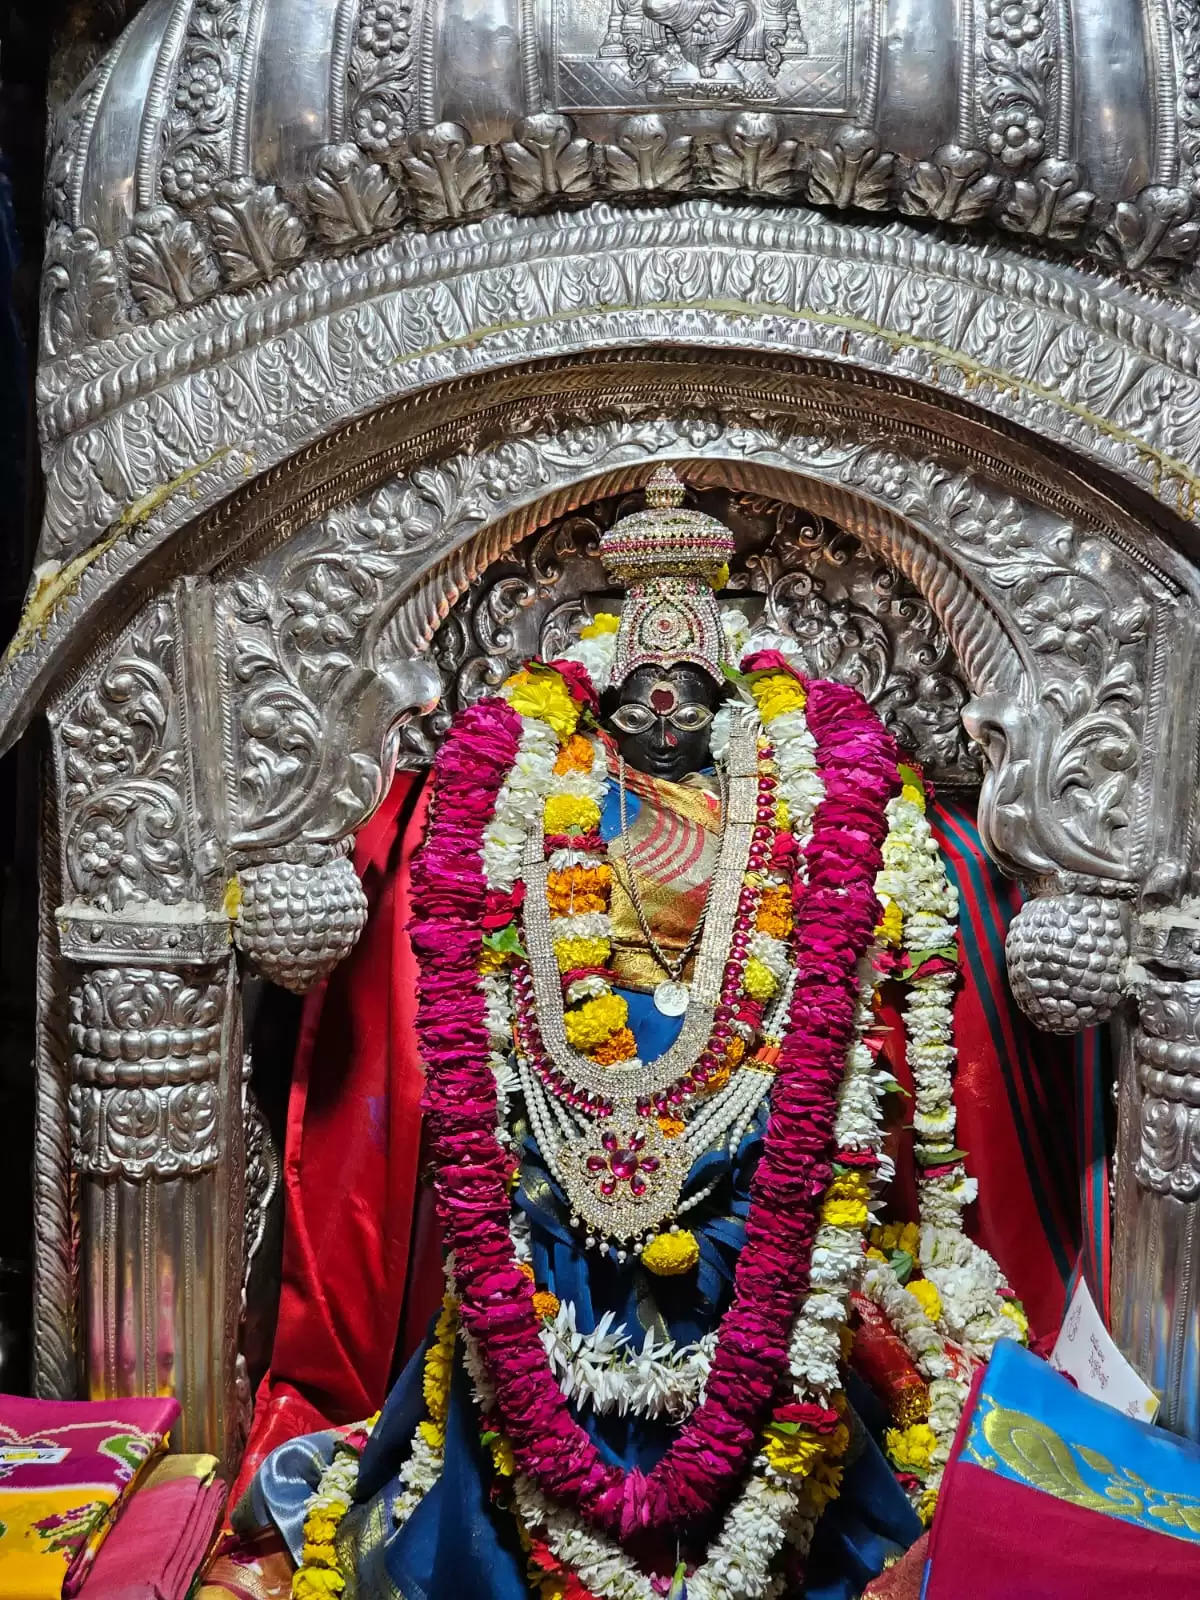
233 773 432 1501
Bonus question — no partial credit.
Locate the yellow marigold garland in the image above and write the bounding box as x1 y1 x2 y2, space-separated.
580 613 620 638
292 1410 382 1599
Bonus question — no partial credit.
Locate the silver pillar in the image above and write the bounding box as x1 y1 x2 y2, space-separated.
1113 974 1200 1436
66 954 244 1458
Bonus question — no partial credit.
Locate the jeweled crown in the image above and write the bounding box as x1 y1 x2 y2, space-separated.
599 467 734 686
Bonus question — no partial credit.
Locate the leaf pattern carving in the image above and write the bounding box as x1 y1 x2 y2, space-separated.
206 180 308 287
305 144 405 245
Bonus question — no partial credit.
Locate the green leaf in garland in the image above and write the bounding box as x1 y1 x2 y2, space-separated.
897 762 925 796
483 923 526 959
890 1249 914 1283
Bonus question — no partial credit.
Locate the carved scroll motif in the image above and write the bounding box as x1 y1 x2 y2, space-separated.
55 599 189 913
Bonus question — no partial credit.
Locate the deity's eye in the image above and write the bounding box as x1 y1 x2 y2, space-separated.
611 704 656 735
670 704 714 732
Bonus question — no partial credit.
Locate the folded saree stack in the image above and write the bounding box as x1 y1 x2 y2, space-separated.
0 1393 222 1600
920 1341 1200 1597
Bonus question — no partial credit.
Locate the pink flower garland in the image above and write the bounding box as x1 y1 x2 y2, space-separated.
412 680 899 1551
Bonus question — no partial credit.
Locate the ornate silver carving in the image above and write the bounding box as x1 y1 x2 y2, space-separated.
220 485 442 850
54 600 189 914
981 0 1050 171
346 0 416 155
159 0 247 210
1094 185 1200 281
1133 975 1200 1199
243 1079 279 1289
36 0 1200 389
305 144 407 245
1005 892 1128 1032
67 966 225 1179
233 848 368 992
32 770 77 1400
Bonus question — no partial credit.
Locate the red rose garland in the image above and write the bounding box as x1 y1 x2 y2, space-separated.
411 679 900 1547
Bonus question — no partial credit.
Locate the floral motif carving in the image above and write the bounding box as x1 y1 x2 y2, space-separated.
704 113 798 197
603 116 694 193
160 0 244 209
981 0 1050 171
1095 186 1200 282
839 452 1151 876
68 966 225 1180
40 227 122 358
900 144 1004 225
1173 0 1200 187
998 158 1095 241
1133 976 1200 1199
126 207 221 316
347 0 415 156
206 179 309 289
56 600 188 912
223 479 443 846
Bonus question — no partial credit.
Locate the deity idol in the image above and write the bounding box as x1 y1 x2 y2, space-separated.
248 469 1030 1600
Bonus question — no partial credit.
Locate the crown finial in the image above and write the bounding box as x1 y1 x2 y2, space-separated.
644 464 687 510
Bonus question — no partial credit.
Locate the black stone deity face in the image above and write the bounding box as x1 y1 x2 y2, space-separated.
605 663 722 782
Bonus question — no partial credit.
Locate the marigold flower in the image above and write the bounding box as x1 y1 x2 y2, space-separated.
657 1115 686 1138
704 1065 732 1093
544 793 601 835
417 1418 446 1450
503 666 580 740
553 733 595 775
743 956 779 1001
763 1425 826 1478
749 671 808 724
546 863 611 915
563 992 629 1050
591 1026 637 1065
580 612 620 638
823 1198 870 1229
725 1035 747 1066
918 1486 939 1526
532 1290 561 1320
554 935 612 973
901 781 926 812
641 1229 700 1275
885 1421 937 1475
294 1571 346 1599
873 1220 921 1258
807 1455 845 1512
489 1434 517 1477
876 900 904 948
908 1278 943 1323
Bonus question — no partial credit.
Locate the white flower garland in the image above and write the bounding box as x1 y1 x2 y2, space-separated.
539 1303 717 1421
